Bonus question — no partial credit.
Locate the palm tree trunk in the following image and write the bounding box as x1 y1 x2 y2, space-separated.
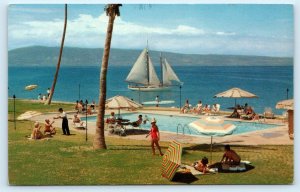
93 4 121 149
46 4 68 105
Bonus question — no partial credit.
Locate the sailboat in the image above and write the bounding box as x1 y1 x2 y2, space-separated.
125 48 182 91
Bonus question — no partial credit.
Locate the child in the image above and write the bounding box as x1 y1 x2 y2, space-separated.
31 122 44 139
193 157 209 174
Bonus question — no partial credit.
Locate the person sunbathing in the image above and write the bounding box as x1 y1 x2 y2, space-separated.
242 107 257 120
73 114 84 126
193 100 202 114
229 108 240 118
203 104 211 114
221 145 241 165
193 157 209 174
87 105 92 115
106 112 116 124
181 99 190 113
31 122 44 139
44 119 56 135
131 115 143 127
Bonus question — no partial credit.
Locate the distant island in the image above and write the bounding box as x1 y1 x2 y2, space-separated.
8 46 293 67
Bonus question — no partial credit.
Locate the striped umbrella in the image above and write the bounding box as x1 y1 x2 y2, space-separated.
161 140 182 180
189 116 236 163
214 87 258 106
106 95 142 117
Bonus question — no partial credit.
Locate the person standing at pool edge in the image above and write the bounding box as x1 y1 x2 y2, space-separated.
54 108 70 135
146 118 163 156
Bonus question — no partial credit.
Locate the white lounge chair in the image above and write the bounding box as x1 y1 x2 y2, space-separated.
263 107 275 120
73 122 86 129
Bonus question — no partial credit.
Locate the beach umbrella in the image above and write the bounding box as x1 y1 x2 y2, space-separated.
161 140 182 181
276 99 294 139
276 99 294 110
25 84 38 91
214 87 258 106
106 95 142 116
189 116 236 163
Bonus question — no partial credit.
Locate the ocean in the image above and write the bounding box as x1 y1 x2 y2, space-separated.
8 65 293 115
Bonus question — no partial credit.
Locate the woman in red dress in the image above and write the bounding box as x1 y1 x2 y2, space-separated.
146 118 163 156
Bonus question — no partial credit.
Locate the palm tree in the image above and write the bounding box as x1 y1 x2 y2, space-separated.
46 4 68 105
93 4 122 149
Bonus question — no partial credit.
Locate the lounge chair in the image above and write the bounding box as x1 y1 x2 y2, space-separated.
112 125 126 136
73 122 86 129
263 107 275 120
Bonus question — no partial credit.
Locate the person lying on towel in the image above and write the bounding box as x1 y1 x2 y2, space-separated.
192 156 209 174
220 144 241 165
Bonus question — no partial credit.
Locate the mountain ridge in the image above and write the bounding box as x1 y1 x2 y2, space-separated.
8 46 293 66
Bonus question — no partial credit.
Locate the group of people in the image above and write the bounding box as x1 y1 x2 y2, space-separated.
181 99 220 115
192 144 241 174
37 88 51 101
229 103 258 120
74 100 95 115
30 119 56 140
105 112 163 156
106 112 148 128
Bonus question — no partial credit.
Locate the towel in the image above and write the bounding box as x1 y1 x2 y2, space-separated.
179 165 217 175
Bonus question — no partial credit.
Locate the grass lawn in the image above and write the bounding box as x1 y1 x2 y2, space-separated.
8 100 294 185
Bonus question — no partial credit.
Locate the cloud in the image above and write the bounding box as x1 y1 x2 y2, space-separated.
8 12 293 57
215 31 236 36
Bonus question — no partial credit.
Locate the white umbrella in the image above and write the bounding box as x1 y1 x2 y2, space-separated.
276 99 293 110
25 84 38 91
189 116 236 163
214 87 258 106
106 95 142 116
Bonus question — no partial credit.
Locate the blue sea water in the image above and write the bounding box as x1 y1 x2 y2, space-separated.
8 65 293 115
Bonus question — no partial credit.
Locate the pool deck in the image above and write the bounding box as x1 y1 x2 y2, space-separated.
29 107 293 146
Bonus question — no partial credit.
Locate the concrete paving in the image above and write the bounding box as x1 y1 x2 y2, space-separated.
29 108 293 146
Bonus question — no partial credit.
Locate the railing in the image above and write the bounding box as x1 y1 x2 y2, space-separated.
176 123 192 135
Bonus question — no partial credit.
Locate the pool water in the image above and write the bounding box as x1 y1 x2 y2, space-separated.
87 113 283 137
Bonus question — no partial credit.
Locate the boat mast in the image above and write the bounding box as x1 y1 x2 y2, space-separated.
146 40 150 85
160 52 163 86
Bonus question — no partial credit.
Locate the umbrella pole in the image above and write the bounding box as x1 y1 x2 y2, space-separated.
235 98 236 107
210 136 213 164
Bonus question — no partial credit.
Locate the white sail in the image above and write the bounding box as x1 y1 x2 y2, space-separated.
125 49 149 85
162 58 181 86
148 57 161 86
126 48 160 86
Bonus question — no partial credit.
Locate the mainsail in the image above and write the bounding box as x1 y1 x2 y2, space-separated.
162 58 182 86
126 48 160 86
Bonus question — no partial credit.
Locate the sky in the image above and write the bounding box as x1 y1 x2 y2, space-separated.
8 4 294 57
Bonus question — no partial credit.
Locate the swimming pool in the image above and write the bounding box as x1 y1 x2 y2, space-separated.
86 113 283 137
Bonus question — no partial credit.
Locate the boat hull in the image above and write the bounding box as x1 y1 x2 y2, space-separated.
128 85 172 92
